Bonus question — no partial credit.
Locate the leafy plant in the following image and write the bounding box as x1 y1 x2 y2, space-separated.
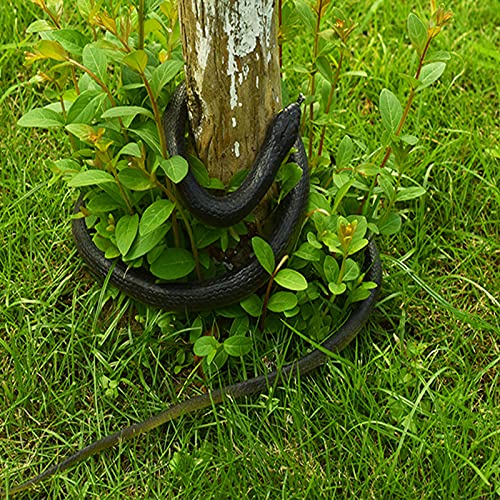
18 0 452 373
281 1 452 236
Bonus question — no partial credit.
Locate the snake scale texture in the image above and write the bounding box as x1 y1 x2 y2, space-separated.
4 85 382 496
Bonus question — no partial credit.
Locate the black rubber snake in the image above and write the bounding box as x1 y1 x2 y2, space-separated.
4 85 382 495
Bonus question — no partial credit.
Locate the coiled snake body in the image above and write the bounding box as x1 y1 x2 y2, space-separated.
5 85 381 495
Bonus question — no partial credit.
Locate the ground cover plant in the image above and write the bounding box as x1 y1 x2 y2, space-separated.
1 0 499 498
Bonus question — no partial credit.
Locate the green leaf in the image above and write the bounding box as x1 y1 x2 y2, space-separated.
379 174 395 200
252 237 275 275
379 89 402 133
123 50 148 73
328 282 346 295
115 214 139 256
427 50 451 62
229 316 250 336
356 163 380 176
151 60 184 98
323 255 340 283
160 156 189 184
193 336 219 357
130 122 162 154
293 0 316 32
86 193 124 213
77 0 95 20
399 134 419 145
37 39 68 61
407 13 427 55
150 248 195 280
65 123 95 142
101 106 154 126
347 238 368 256
333 178 355 213
104 243 120 260
395 186 426 201
119 143 142 158
322 233 342 255
193 225 223 249
205 348 227 370
294 242 322 262
350 281 378 303
346 215 368 241
316 56 334 84
67 90 106 124
378 212 402 235
187 155 211 188
188 317 203 343
307 231 323 249
118 168 155 191
276 162 302 201
240 294 262 317
267 292 298 313
343 259 360 281
26 20 53 33
93 234 112 252
44 29 89 57
417 62 446 92
124 224 169 261
274 269 308 291
336 135 354 169
82 44 109 86
139 199 175 236
17 108 64 128
223 336 253 357
68 170 115 187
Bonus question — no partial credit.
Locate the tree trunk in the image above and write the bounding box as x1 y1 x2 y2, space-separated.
178 0 282 185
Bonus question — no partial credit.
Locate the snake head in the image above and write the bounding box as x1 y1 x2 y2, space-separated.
272 100 302 150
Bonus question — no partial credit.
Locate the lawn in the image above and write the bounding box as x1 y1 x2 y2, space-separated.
1 0 499 498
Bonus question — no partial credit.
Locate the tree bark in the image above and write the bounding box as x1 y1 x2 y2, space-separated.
178 0 282 185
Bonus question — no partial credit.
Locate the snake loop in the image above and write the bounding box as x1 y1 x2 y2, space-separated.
72 84 310 311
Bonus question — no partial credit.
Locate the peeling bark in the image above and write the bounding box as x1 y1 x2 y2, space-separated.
178 0 282 184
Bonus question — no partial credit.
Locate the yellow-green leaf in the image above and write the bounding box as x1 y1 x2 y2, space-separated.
123 50 148 73
37 40 68 61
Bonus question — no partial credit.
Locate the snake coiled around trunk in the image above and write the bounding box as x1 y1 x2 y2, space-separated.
4 85 382 496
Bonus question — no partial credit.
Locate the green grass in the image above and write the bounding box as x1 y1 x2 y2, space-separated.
1 0 499 498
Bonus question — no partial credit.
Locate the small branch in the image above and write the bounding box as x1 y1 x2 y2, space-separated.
67 58 116 106
308 0 324 158
318 51 344 157
278 0 283 68
138 0 146 50
378 33 434 171
259 255 289 331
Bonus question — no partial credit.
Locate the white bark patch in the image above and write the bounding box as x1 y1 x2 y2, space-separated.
234 141 240 157
226 0 274 108
191 0 274 110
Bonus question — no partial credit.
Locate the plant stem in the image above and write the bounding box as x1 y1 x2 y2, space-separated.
308 0 324 159
318 51 344 157
41 4 61 29
141 74 168 159
150 174 201 278
378 34 433 171
138 0 146 50
109 161 134 214
337 253 347 285
259 255 289 331
67 58 116 106
140 77 201 276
